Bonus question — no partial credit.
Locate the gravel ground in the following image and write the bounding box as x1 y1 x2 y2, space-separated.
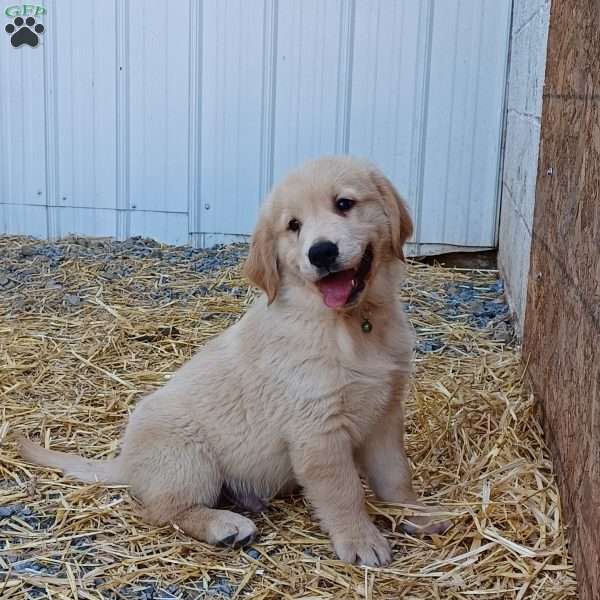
0 235 573 600
0 236 249 309
0 235 511 350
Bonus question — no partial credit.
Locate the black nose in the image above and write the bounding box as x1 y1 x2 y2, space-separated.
308 240 339 269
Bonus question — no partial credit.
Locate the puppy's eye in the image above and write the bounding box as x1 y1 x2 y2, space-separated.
335 198 355 212
288 218 301 232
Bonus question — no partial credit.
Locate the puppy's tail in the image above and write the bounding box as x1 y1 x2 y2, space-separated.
14 435 125 485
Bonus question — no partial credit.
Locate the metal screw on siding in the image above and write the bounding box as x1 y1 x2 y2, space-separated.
37 190 42 196
204 203 211 210
62 196 67 201
131 204 137 209
546 167 554 176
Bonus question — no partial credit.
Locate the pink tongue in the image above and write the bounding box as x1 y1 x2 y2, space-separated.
316 270 355 308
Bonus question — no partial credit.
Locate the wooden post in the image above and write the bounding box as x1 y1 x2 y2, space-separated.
523 2 600 599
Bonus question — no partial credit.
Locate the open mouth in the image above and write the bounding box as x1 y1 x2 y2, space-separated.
315 245 373 309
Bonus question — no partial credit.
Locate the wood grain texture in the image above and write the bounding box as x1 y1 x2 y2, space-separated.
523 2 600 599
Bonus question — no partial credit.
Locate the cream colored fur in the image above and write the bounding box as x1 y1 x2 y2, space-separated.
16 156 447 566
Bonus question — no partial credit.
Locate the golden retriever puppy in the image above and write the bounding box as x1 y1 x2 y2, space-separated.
16 156 445 566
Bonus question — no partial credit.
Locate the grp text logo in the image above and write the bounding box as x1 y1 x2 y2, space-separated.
5 4 46 17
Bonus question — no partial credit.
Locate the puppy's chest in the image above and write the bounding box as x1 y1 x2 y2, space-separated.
334 321 407 382
338 352 396 401
325 332 404 437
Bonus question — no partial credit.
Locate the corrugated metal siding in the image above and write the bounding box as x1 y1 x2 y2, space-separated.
0 0 511 251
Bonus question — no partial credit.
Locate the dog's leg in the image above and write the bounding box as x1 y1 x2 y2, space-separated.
135 463 258 547
174 506 257 547
291 434 391 566
135 468 258 547
121 421 258 546
358 399 449 535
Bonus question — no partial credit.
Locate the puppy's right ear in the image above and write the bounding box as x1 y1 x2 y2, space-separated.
243 215 279 304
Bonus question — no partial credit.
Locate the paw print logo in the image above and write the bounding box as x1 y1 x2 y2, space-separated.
5 16 44 48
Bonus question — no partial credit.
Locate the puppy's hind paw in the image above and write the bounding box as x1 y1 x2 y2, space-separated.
208 512 258 548
401 508 452 536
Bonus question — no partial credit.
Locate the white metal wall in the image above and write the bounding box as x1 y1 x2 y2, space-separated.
0 0 511 252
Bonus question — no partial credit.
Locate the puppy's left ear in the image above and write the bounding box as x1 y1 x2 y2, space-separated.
243 214 279 304
371 169 414 261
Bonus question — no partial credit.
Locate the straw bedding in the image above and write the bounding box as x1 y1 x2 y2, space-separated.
0 235 577 599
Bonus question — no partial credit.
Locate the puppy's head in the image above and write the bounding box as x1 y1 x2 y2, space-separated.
244 156 413 308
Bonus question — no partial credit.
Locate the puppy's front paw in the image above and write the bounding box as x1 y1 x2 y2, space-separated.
331 520 391 566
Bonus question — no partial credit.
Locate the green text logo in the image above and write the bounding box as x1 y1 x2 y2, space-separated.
5 5 46 18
